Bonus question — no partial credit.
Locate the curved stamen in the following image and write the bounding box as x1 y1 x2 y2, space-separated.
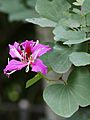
25 61 30 73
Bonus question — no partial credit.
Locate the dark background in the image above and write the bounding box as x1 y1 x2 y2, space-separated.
0 0 45 120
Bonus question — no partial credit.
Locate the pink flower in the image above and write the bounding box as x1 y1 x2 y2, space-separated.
4 40 51 76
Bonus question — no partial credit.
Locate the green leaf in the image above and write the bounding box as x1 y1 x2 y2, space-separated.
53 14 86 41
48 44 72 73
10 9 39 21
43 68 90 117
26 73 42 88
53 24 85 42
63 37 90 45
72 8 82 14
82 26 90 32
73 0 84 6
57 14 82 28
53 26 68 41
86 13 90 26
26 17 56 27
69 52 90 66
82 0 90 15
73 2 81 6
0 0 39 21
67 14 83 28
72 43 87 52
66 107 90 120
35 0 71 22
40 42 54 68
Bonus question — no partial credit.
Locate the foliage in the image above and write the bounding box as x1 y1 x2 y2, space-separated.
0 0 39 21
26 73 42 88
66 107 90 120
26 0 90 118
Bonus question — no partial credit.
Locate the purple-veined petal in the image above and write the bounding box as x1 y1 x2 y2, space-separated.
9 43 22 59
13 42 19 48
21 40 35 57
4 59 28 75
32 43 51 60
21 40 35 48
31 59 47 75
13 42 22 53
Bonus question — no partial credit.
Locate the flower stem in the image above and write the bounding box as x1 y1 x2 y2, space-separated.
40 73 60 82
40 73 67 85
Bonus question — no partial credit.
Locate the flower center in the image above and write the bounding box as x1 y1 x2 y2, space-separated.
21 50 34 64
28 56 34 64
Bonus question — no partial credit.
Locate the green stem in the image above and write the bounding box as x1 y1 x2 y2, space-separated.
40 73 61 82
63 80 67 85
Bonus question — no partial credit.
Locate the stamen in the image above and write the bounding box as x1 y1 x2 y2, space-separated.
24 52 27 60
8 58 10 64
21 50 27 61
36 40 39 45
7 70 16 75
25 61 30 73
33 40 39 47
22 50 24 57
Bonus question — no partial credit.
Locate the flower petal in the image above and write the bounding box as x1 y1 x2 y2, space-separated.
9 42 22 59
31 59 47 75
32 43 51 60
13 42 19 48
4 59 27 75
21 40 35 57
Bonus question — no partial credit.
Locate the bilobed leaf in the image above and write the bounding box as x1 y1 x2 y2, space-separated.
48 45 72 73
35 0 71 22
69 52 90 66
43 68 90 117
26 17 56 27
26 73 42 88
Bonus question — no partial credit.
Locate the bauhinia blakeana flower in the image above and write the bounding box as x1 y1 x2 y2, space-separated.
4 40 51 76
